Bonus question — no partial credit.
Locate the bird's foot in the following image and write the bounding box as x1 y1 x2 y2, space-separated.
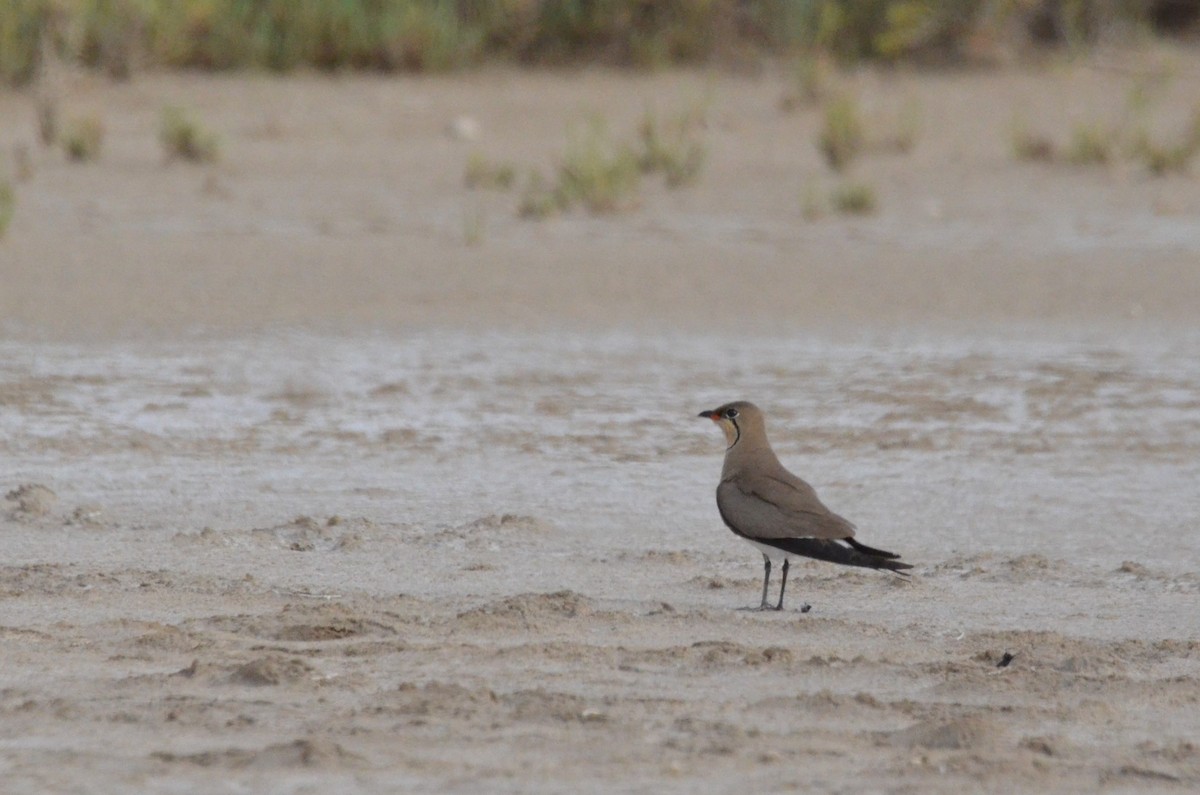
745 602 810 613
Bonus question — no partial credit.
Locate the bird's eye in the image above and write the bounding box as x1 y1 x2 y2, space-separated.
724 408 739 419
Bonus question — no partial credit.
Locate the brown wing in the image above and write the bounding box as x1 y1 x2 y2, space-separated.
717 471 856 541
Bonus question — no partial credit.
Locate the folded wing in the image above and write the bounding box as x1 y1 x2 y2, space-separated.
717 473 856 541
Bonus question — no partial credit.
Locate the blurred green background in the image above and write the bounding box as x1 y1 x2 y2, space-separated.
3 0 1198 83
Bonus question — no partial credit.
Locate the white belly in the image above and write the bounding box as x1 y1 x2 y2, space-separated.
742 538 802 563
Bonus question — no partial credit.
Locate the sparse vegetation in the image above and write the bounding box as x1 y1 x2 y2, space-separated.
510 105 709 220
36 95 57 146
464 152 516 190
159 106 220 163
1065 121 1114 166
818 94 865 172
1130 108 1200 175
636 106 706 188
1012 77 1200 176
830 181 877 214
0 179 14 238
780 52 834 112
555 119 641 214
517 171 562 220
1133 136 1191 175
61 115 105 162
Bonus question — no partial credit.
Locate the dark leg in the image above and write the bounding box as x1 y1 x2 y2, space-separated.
759 555 771 610
777 558 812 613
775 559 789 610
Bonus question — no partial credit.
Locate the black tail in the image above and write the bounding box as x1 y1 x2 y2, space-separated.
759 537 912 574
845 537 901 559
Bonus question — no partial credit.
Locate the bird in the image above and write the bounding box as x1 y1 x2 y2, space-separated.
698 401 911 611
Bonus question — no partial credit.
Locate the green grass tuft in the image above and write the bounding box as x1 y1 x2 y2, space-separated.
37 95 58 146
517 170 562 220
0 178 14 238
555 119 641 214
61 114 105 162
515 105 709 220
1131 107 1200 176
160 106 220 163
464 151 516 190
780 52 834 112
830 181 876 214
818 93 864 172
1065 121 1113 166
636 106 706 188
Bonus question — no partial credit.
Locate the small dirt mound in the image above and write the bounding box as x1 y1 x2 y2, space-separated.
152 738 361 769
5 484 57 518
893 715 996 750
230 655 315 686
455 590 593 630
431 513 556 550
392 681 499 719
270 602 396 641
249 515 372 552
198 603 395 643
502 688 587 722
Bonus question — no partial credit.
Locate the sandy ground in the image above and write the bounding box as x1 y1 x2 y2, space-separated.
2 47 1200 793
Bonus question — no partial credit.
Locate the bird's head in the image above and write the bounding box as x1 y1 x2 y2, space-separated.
698 401 761 450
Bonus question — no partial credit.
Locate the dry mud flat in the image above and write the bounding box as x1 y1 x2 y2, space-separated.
2 330 1200 793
